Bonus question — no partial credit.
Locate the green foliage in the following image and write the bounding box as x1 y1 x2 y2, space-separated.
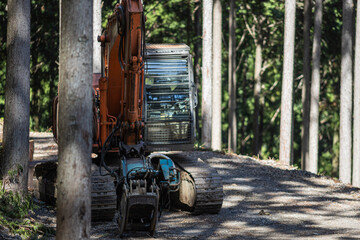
144 0 194 45
0 190 34 219
29 0 59 131
0 215 54 240
0 181 55 239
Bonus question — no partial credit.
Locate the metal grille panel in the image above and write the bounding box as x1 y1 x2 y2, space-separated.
144 44 196 150
145 122 191 144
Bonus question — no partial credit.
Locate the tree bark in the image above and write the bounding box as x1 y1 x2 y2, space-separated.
308 0 323 174
240 62 248 154
279 0 296 164
228 0 237 153
332 127 339 178
301 0 311 170
201 0 213 148
212 0 222 151
194 0 201 141
93 0 102 74
353 0 360 187
253 42 262 156
56 0 93 238
1 0 30 193
340 0 354 184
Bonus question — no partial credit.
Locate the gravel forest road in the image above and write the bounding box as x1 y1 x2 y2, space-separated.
15 133 360 239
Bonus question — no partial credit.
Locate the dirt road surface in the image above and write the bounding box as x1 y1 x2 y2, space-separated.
6 132 360 239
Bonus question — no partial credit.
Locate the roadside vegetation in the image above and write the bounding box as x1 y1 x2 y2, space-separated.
0 179 55 239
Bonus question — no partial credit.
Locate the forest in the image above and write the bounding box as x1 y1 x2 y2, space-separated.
0 0 356 180
2 0 360 238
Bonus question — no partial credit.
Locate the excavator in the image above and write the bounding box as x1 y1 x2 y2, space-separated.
51 0 223 236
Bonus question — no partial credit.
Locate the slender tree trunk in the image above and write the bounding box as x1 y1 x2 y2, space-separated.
212 0 222 151
332 127 339 178
194 0 201 141
279 0 296 164
353 0 360 187
308 0 323 174
201 0 213 148
240 62 248 154
56 0 93 238
93 0 102 74
1 0 30 193
301 0 311 170
259 98 264 152
228 0 237 153
253 42 262 156
340 0 354 184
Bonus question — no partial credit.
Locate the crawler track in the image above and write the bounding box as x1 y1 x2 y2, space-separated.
91 165 117 221
31 162 117 221
169 153 223 214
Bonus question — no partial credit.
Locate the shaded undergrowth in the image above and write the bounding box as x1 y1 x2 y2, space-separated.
0 180 55 239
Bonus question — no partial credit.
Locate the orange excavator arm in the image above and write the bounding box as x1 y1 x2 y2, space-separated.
96 0 145 150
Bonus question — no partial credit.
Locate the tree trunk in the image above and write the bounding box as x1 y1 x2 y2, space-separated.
1 0 30 193
240 62 248 154
253 42 262 156
194 0 201 141
301 0 311 170
93 0 102 74
56 0 93 238
279 0 296 164
332 127 339 178
201 0 213 148
353 0 360 187
340 0 354 184
212 0 222 151
308 0 323 174
228 0 237 153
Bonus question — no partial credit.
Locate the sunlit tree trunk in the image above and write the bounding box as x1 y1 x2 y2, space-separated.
302 0 311 170
56 0 93 238
212 0 222 151
340 0 354 184
308 0 323 174
1 0 30 193
353 0 360 187
332 127 339 178
201 0 213 148
93 0 102 74
228 0 237 153
240 63 248 154
253 42 262 156
279 0 296 164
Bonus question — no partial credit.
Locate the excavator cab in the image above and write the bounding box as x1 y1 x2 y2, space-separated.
144 43 197 152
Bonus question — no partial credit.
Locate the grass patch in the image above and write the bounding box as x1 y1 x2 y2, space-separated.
0 214 55 239
0 181 55 239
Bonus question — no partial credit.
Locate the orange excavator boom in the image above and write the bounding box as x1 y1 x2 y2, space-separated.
95 0 145 151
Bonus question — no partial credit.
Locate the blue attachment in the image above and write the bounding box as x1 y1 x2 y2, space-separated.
158 159 180 188
121 158 159 180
